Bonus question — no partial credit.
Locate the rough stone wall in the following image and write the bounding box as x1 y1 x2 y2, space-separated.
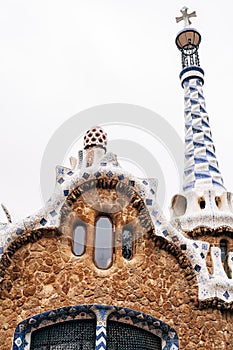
1 233 233 350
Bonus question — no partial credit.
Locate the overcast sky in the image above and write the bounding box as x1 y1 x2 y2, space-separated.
0 0 232 221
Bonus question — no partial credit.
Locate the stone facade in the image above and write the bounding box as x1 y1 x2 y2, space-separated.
1 226 232 349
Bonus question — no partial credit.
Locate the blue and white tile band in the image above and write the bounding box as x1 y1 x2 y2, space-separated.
182 75 225 192
180 66 204 87
12 305 179 350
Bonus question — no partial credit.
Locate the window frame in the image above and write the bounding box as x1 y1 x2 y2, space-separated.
13 305 179 350
220 239 228 263
94 215 114 269
72 221 87 257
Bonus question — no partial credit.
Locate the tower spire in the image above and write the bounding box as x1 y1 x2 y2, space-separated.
175 7 225 192
170 8 233 231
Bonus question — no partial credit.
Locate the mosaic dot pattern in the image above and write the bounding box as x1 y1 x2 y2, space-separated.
84 126 107 150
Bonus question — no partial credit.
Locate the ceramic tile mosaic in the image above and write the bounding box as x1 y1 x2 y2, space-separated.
13 305 179 350
182 77 225 192
168 64 233 305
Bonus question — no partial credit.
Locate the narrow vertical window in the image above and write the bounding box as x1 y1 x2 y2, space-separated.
73 224 86 256
220 239 231 278
94 217 113 269
220 239 228 263
122 228 133 260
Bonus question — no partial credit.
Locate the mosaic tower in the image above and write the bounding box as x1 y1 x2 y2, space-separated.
171 7 233 231
176 7 224 192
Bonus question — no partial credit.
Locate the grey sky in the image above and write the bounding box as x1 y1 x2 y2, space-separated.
0 0 232 221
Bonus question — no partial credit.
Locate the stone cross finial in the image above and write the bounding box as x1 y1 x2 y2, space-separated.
176 6 197 27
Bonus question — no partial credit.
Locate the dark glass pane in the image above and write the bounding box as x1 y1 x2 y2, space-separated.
73 225 86 256
107 321 161 350
94 217 113 269
122 229 133 260
220 239 228 262
30 320 96 350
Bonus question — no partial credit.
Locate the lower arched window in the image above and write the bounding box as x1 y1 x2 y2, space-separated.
107 320 161 349
94 216 113 269
13 305 179 350
30 319 96 349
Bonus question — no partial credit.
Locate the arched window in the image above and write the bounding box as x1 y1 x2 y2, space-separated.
73 223 86 256
107 321 161 349
94 216 113 269
14 305 179 350
122 227 134 260
30 319 96 349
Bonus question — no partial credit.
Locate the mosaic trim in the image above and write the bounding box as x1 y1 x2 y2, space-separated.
60 177 154 233
179 66 204 87
182 77 225 192
13 305 96 349
13 305 179 350
0 152 157 260
151 218 233 305
174 213 233 233
108 306 179 350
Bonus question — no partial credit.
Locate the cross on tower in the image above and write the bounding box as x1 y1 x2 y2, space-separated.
176 6 197 27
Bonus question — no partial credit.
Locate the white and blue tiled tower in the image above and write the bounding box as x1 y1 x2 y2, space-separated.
176 7 225 192
170 7 233 305
171 7 233 231
182 75 225 192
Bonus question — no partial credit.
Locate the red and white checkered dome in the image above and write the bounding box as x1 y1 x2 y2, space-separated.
83 126 107 150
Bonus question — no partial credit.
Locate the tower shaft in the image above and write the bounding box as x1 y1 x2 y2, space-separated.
183 76 225 192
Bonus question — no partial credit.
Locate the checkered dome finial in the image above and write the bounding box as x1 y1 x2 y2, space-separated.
83 126 107 150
